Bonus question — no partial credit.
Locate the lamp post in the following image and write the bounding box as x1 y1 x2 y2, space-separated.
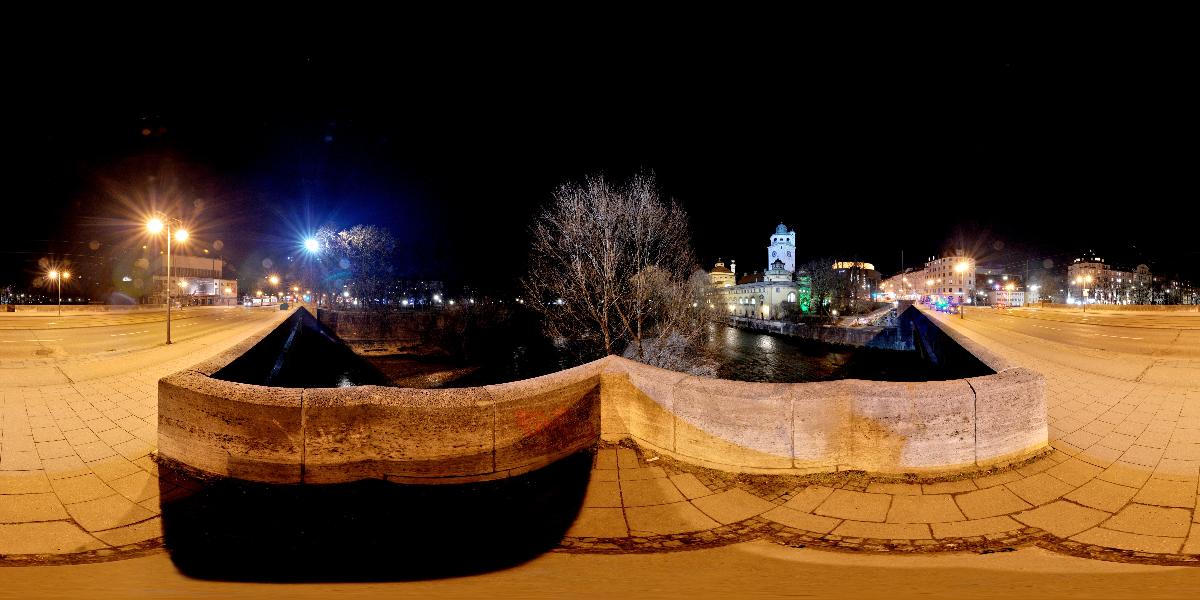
1073 275 1093 313
303 237 320 306
954 262 969 319
147 215 188 344
47 270 70 316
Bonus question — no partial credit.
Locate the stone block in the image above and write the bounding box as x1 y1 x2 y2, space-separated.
157 371 303 483
303 385 495 483
490 360 602 473
671 376 792 470
971 368 1048 468
793 381 852 470
600 357 684 451
844 379 976 472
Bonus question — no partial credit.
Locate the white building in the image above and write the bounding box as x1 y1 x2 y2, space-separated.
923 252 976 304
710 223 800 320
708 259 736 288
767 223 797 273
1066 252 1151 305
150 254 238 306
879 268 926 301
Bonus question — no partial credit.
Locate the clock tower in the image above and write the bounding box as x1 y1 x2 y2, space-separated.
766 223 796 274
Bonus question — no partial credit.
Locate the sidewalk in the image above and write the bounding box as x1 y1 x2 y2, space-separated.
1 306 1197 566
0 310 290 558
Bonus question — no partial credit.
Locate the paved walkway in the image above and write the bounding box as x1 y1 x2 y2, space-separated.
1 306 1197 566
0 309 289 558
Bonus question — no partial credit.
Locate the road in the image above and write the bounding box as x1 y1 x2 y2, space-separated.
0 307 282 363
960 306 1200 364
0 306 287 387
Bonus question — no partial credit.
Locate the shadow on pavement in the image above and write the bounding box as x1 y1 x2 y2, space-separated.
159 450 592 582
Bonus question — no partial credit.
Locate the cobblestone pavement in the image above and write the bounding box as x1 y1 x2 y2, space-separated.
1 307 1198 567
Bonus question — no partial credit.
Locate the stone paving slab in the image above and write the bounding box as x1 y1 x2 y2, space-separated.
930 516 1022 539
690 488 774 525
885 494 964 523
954 485 1033 519
0 521 107 554
813 489 891 522
1065 479 1140 513
1103 504 1192 537
1071 527 1184 554
761 506 841 533
625 502 720 535
832 520 931 540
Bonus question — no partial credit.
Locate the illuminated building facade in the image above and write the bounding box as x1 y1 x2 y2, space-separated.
709 224 804 319
1066 251 1151 305
923 252 976 304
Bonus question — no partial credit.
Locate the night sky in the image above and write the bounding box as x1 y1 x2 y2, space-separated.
6 39 1196 296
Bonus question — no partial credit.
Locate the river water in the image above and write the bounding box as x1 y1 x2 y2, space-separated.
220 309 963 388
372 323 958 387
702 324 953 383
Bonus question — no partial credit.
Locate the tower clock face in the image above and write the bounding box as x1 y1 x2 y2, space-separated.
772 251 777 257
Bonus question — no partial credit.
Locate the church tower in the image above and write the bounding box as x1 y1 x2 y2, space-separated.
767 223 796 274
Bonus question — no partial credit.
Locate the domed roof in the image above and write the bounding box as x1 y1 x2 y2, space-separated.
775 223 789 234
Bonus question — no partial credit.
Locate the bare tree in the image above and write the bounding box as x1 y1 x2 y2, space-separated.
315 224 397 309
523 172 702 364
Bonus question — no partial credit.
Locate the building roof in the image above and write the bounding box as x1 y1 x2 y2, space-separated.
711 262 733 274
775 223 790 234
737 272 765 285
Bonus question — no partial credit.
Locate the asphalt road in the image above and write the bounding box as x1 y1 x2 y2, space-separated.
0 307 283 362
960 306 1200 360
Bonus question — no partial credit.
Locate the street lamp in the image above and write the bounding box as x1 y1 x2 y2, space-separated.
47 269 70 316
147 214 189 344
1072 275 1094 312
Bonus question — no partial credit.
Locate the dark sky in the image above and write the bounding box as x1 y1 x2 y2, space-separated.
5 36 1196 295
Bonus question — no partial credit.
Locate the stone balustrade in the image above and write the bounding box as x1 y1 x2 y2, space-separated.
158 314 1047 484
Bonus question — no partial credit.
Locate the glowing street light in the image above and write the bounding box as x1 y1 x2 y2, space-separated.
1072 275 1094 312
47 269 70 316
146 213 189 344
268 275 280 286
304 238 320 253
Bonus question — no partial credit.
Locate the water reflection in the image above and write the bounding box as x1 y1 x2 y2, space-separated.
703 323 943 383
705 323 847 382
